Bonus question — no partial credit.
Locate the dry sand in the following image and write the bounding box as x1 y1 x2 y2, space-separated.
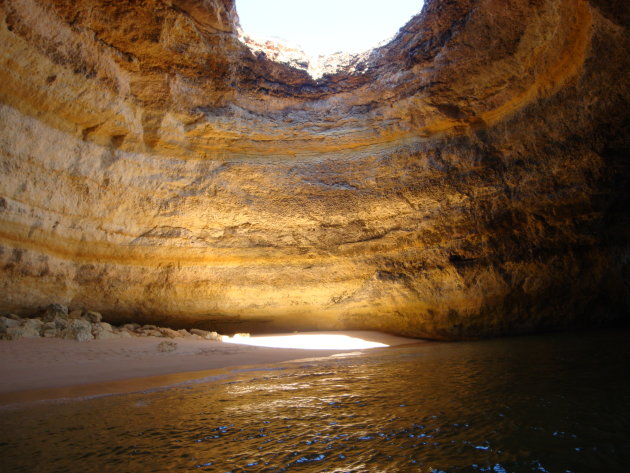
0 331 420 406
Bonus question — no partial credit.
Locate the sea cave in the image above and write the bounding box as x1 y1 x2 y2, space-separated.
0 0 629 471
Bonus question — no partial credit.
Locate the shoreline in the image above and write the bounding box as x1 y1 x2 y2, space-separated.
0 331 421 407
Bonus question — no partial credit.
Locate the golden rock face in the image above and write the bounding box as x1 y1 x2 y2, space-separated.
0 0 628 338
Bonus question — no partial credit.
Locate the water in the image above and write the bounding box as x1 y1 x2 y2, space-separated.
0 330 628 472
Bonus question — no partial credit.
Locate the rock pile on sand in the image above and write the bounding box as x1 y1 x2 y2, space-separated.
0 304 222 342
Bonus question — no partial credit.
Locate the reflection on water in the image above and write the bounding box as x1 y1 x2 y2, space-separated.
0 330 629 472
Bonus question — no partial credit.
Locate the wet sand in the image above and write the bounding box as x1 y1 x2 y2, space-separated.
0 331 420 406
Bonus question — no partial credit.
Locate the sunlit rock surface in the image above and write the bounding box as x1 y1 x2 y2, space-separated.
0 0 628 339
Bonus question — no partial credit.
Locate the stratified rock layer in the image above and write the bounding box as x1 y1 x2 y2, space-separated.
0 0 628 338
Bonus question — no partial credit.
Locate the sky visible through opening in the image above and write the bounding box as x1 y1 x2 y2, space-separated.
237 0 425 56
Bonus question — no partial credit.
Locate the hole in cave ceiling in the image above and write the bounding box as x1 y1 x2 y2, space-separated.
236 0 425 57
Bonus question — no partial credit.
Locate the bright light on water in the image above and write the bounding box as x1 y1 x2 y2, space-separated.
236 0 424 56
222 333 389 350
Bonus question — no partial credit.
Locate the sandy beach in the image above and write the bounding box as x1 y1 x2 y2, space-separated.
0 331 419 406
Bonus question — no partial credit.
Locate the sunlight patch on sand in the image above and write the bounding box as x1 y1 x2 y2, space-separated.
221 333 389 350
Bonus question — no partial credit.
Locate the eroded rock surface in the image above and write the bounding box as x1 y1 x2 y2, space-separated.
0 0 628 338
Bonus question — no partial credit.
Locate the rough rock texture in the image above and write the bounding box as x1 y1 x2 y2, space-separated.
0 0 628 339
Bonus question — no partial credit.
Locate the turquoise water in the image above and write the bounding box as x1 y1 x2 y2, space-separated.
0 330 628 472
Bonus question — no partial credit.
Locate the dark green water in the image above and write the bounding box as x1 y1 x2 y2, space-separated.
0 330 629 472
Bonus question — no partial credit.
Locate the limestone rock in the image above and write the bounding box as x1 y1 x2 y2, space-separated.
42 305 68 323
40 321 59 338
63 319 94 342
92 321 118 339
84 311 103 323
22 318 42 332
0 316 20 330
3 318 41 340
52 316 69 330
190 329 220 340
0 0 628 339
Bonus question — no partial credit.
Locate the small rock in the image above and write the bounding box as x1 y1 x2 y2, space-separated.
100 322 114 331
63 318 94 342
123 323 140 331
157 327 182 339
189 329 220 340
116 328 133 338
6 314 21 320
84 311 103 323
233 333 250 339
190 328 210 339
92 322 118 340
42 304 68 322
142 324 159 331
177 329 191 337
157 341 177 352
93 329 119 340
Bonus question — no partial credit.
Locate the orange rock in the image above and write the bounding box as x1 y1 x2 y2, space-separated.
0 0 628 338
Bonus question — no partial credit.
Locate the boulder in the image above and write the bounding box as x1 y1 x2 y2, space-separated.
52 315 69 330
63 318 94 342
92 321 119 340
3 318 41 340
40 321 59 338
116 328 133 338
0 316 20 330
190 329 220 340
22 318 42 332
42 304 68 322
4 327 30 340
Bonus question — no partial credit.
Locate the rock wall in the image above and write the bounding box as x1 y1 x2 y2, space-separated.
0 0 628 338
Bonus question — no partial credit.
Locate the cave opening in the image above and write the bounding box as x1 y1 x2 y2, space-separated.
236 0 425 56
